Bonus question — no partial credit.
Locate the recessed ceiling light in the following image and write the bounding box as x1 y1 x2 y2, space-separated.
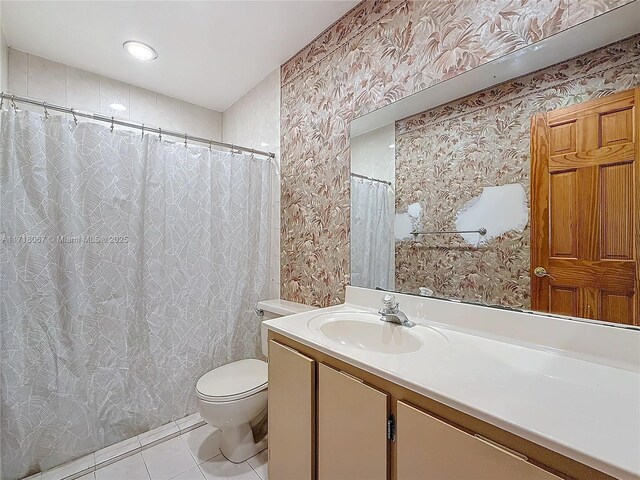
110 103 127 111
123 41 158 61
388 144 396 149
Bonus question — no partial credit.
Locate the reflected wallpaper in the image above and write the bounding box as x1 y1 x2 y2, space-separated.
394 35 640 308
280 0 634 307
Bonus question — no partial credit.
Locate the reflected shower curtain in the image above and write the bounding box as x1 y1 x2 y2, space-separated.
0 111 270 480
350 177 394 290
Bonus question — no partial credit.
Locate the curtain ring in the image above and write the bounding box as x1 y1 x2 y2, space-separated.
43 102 49 119
209 140 212 151
11 95 18 112
0 93 5 110
184 133 188 148
231 145 235 156
141 124 145 138
110 117 114 133
70 108 78 125
158 127 162 141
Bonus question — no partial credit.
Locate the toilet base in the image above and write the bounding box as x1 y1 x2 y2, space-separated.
219 422 268 463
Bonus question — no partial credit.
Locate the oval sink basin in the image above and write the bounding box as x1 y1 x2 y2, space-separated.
319 319 422 354
307 311 448 354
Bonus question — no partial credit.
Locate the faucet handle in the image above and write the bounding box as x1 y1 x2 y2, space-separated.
382 294 397 308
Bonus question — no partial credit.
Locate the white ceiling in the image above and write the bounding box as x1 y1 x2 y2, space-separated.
1 1 358 111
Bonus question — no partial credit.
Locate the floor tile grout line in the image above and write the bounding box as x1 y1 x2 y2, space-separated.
139 448 153 480
195 461 207 480
140 435 198 480
178 430 223 466
246 455 267 480
179 432 205 466
246 460 261 480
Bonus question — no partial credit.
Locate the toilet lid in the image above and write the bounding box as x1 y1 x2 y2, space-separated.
196 359 267 400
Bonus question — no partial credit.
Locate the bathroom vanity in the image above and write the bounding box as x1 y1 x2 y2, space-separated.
264 287 640 480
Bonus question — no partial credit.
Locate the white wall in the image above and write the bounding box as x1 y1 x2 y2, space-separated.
223 69 280 299
350 123 395 186
7 49 222 140
0 6 8 91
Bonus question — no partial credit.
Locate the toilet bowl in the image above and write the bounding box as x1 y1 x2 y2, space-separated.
197 359 268 462
196 300 318 463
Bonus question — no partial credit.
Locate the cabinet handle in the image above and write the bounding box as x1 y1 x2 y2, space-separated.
474 434 528 461
339 369 364 383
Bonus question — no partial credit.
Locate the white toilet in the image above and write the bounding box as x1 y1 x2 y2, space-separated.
196 300 316 463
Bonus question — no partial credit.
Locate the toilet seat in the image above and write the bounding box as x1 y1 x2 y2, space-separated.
196 359 267 402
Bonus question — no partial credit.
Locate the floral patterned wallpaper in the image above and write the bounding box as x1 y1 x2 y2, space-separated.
394 34 640 308
280 0 635 307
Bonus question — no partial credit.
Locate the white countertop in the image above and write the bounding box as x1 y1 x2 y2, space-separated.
264 289 640 480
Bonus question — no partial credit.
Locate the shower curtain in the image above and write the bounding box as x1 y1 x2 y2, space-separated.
350 177 394 290
0 110 271 480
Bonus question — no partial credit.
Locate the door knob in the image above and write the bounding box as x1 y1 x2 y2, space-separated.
534 266 556 281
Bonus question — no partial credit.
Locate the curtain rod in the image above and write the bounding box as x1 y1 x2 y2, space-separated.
0 92 276 159
350 172 392 186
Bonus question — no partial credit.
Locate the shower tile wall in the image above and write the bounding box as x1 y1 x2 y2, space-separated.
7 49 223 140
222 69 281 299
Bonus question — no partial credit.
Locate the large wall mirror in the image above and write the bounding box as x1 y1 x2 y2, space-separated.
350 4 640 326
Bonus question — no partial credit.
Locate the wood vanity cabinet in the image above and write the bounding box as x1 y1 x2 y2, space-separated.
268 333 615 480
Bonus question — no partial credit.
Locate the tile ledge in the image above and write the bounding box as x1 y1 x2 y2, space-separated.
29 414 204 480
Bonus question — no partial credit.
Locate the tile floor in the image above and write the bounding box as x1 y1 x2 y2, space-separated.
28 422 267 480
91 426 266 480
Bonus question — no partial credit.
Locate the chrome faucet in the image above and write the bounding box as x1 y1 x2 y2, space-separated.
378 294 415 327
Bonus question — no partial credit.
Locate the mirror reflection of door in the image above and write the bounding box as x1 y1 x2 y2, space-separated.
530 88 639 325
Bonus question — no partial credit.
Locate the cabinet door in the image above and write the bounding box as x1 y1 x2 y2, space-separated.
318 363 388 480
396 401 560 480
268 340 315 480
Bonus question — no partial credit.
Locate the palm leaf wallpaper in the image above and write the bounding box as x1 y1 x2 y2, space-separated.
280 0 635 307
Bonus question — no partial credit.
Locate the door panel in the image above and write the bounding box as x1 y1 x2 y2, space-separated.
318 363 388 480
600 291 634 324
549 121 576 155
600 162 634 259
268 340 315 480
600 107 633 146
396 401 560 480
531 88 639 324
549 170 578 258
549 286 578 317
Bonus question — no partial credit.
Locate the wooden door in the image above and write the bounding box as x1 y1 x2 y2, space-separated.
395 401 560 480
268 340 316 480
317 363 388 480
531 88 639 324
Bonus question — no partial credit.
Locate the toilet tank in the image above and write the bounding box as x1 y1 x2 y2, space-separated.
256 299 318 358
